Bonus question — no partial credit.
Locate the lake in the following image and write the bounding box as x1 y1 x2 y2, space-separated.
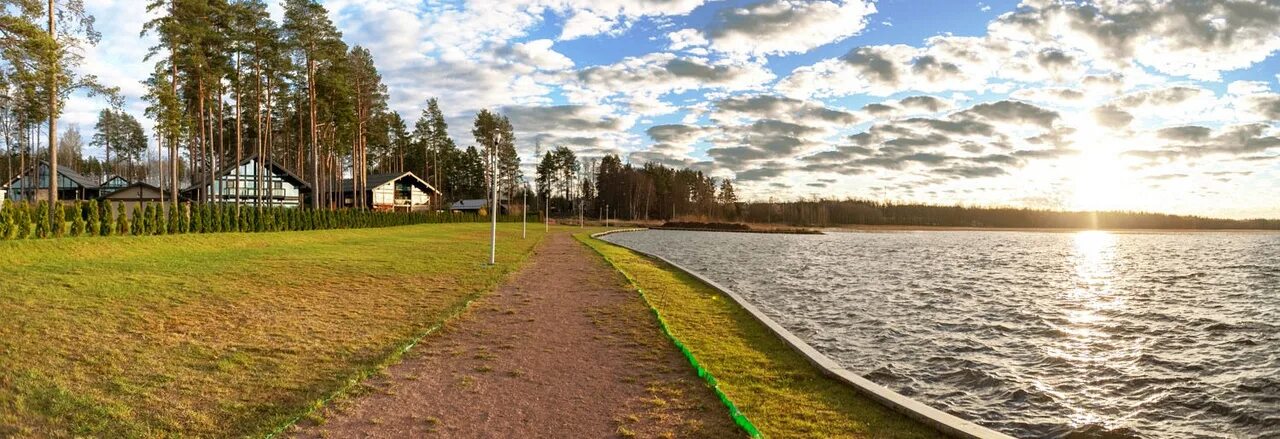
601 229 1280 438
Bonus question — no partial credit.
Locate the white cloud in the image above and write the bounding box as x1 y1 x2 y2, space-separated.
667 28 708 51
988 0 1280 81
702 0 877 56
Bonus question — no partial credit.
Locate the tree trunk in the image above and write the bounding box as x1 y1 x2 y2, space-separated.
307 51 318 210
47 0 58 209
234 52 243 213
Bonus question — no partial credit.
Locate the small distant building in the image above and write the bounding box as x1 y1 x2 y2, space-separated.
3 160 100 203
338 172 439 211
450 198 509 215
181 155 310 208
99 182 170 210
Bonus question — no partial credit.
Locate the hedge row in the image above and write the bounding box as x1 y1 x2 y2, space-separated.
0 201 522 240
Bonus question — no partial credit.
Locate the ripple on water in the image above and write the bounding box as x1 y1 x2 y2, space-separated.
603 230 1280 438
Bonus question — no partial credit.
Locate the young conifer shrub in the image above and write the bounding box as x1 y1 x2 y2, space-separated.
51 203 68 237
99 201 113 236
0 204 11 240
70 202 87 236
86 200 100 236
115 202 129 236
131 205 144 235
34 201 50 238
194 203 206 233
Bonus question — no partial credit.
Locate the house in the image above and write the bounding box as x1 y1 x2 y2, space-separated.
450 198 509 215
181 155 310 208
100 175 131 192
338 171 439 211
3 160 100 203
101 182 165 202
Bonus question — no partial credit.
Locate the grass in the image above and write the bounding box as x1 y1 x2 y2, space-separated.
0 223 543 437
577 231 944 439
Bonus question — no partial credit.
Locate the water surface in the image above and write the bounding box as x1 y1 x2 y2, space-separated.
602 229 1280 438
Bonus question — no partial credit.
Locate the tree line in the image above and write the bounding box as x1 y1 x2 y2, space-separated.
533 152 1278 230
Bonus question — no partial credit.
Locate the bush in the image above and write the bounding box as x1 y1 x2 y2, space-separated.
116 202 130 236
69 202 87 237
34 201 50 238
132 204 145 236
86 200 101 237
99 201 114 236
0 203 11 240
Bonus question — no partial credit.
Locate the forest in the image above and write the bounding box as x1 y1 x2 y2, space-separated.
0 0 518 211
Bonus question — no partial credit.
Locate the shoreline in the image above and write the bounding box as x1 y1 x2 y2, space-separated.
581 230 953 438
826 224 1280 234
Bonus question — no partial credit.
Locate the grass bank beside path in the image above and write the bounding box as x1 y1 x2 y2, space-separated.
578 231 943 439
0 223 543 437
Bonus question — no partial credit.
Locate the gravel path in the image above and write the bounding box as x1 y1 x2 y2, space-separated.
293 232 741 438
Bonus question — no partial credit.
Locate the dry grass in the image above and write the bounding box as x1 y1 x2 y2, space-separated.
578 231 943 439
0 223 543 437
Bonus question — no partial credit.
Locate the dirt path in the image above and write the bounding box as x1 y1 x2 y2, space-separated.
293 233 740 438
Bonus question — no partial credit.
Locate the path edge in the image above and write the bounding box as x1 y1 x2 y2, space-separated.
264 232 548 438
587 229 1014 439
575 230 763 439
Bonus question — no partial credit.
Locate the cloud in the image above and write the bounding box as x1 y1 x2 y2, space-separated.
1127 123 1280 160
497 39 575 71
712 94 861 127
566 53 774 115
1092 105 1134 130
988 0 1280 80
703 0 877 56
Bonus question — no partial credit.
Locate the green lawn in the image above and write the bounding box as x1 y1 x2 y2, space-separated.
578 232 943 439
0 223 543 437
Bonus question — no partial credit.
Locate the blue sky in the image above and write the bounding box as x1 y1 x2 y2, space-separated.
69 0 1280 218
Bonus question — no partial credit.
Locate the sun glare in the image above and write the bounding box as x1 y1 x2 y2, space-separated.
1067 129 1134 212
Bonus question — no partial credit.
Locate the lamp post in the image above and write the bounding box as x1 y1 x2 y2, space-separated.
522 184 527 239
489 133 500 266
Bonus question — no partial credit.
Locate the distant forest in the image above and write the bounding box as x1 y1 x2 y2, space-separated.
564 154 1280 231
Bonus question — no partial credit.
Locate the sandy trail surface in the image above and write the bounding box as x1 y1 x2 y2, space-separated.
293 232 740 438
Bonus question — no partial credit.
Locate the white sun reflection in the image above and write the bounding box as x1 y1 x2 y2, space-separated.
1044 231 1141 431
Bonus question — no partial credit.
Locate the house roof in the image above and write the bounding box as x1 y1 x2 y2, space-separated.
100 182 168 200
183 154 310 193
450 199 508 210
4 160 99 189
101 175 131 186
339 171 439 194
450 199 489 210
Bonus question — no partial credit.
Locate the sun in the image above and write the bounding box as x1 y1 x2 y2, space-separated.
1065 129 1134 212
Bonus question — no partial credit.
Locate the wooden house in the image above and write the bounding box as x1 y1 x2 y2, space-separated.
338 172 438 211
181 155 310 208
3 161 100 203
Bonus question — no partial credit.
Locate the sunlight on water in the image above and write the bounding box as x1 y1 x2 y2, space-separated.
1057 231 1132 431
604 229 1280 437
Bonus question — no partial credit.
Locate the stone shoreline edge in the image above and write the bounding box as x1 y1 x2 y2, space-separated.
590 229 1014 439
581 229 763 438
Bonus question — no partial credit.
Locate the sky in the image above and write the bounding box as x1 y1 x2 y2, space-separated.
65 0 1280 218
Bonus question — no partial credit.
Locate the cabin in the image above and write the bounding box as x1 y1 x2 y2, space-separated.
450 198 509 215
181 155 310 208
338 171 439 211
99 181 168 206
3 161 100 203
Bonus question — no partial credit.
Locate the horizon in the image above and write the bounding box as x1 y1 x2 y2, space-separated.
50 0 1280 219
